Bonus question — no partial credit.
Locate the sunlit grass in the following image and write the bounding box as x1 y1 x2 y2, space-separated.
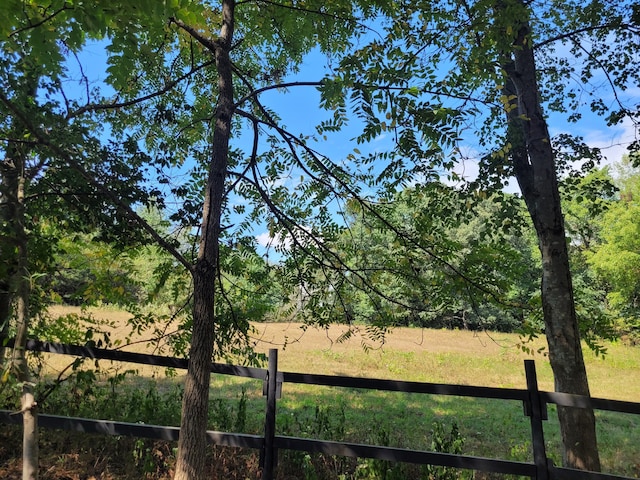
33 307 640 477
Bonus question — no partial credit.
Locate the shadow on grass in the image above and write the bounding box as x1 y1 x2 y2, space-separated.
1 371 638 479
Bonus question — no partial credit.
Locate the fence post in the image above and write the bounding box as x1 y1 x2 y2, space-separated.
261 348 278 480
524 360 550 480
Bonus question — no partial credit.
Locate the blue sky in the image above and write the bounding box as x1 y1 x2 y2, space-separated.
62 34 638 254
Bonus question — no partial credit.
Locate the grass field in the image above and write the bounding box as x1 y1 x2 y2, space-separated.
2 306 639 479
248 320 640 476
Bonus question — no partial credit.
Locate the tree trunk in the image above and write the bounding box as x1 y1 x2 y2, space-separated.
2 139 38 479
14 276 37 480
0 286 11 363
173 1 235 479
503 2 601 471
0 160 15 365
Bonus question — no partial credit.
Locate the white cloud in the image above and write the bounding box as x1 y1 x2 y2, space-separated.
255 225 318 253
256 231 290 250
584 117 638 166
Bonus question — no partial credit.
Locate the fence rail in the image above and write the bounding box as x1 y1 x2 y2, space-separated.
1 338 638 480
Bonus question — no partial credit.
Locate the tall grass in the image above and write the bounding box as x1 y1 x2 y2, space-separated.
4 310 638 479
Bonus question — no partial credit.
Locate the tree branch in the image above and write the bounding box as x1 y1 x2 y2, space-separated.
67 60 215 119
234 81 323 108
535 22 639 50
570 38 639 127
235 102 517 309
0 91 195 275
9 5 71 37
169 17 220 52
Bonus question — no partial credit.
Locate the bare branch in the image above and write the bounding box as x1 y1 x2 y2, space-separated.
570 38 639 127
234 81 323 108
67 60 215 119
535 22 640 50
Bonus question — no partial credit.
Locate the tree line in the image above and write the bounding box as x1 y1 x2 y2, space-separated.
37 160 640 346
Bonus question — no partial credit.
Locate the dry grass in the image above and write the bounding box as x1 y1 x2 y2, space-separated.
2 307 637 479
250 321 640 401
42 306 640 402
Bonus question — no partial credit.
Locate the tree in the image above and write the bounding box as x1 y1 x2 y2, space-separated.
8 2 388 478
562 167 617 251
5 0 636 477
502 7 601 468
588 158 640 342
1 96 38 480
561 168 617 354
1 5 173 478
5 1 384 477
160 3 387 476
320 184 537 333
323 0 639 470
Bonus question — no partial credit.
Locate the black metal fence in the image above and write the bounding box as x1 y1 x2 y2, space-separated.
1 339 638 480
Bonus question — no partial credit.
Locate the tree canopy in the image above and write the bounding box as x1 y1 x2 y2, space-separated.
1 0 639 478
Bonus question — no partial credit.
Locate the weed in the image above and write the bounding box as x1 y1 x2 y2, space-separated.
209 387 249 432
278 402 352 479
133 438 156 474
302 453 318 480
508 441 531 462
355 429 406 480
234 387 247 431
423 421 472 480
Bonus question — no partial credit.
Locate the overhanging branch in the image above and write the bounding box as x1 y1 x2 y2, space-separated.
535 22 639 50
0 91 194 275
67 60 215 119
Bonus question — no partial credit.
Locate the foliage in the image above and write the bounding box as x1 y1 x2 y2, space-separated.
2 1 640 476
0 1 169 381
310 183 538 334
320 0 639 239
313 2 640 469
587 159 640 344
562 167 618 250
425 422 471 480
1 0 636 356
560 168 619 353
43 231 140 306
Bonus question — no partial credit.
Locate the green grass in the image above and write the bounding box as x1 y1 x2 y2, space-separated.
202 374 639 477
204 323 640 477
3 311 639 479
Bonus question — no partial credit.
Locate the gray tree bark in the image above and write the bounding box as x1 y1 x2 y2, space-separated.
15 279 37 480
2 138 38 479
503 2 601 471
173 1 235 478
